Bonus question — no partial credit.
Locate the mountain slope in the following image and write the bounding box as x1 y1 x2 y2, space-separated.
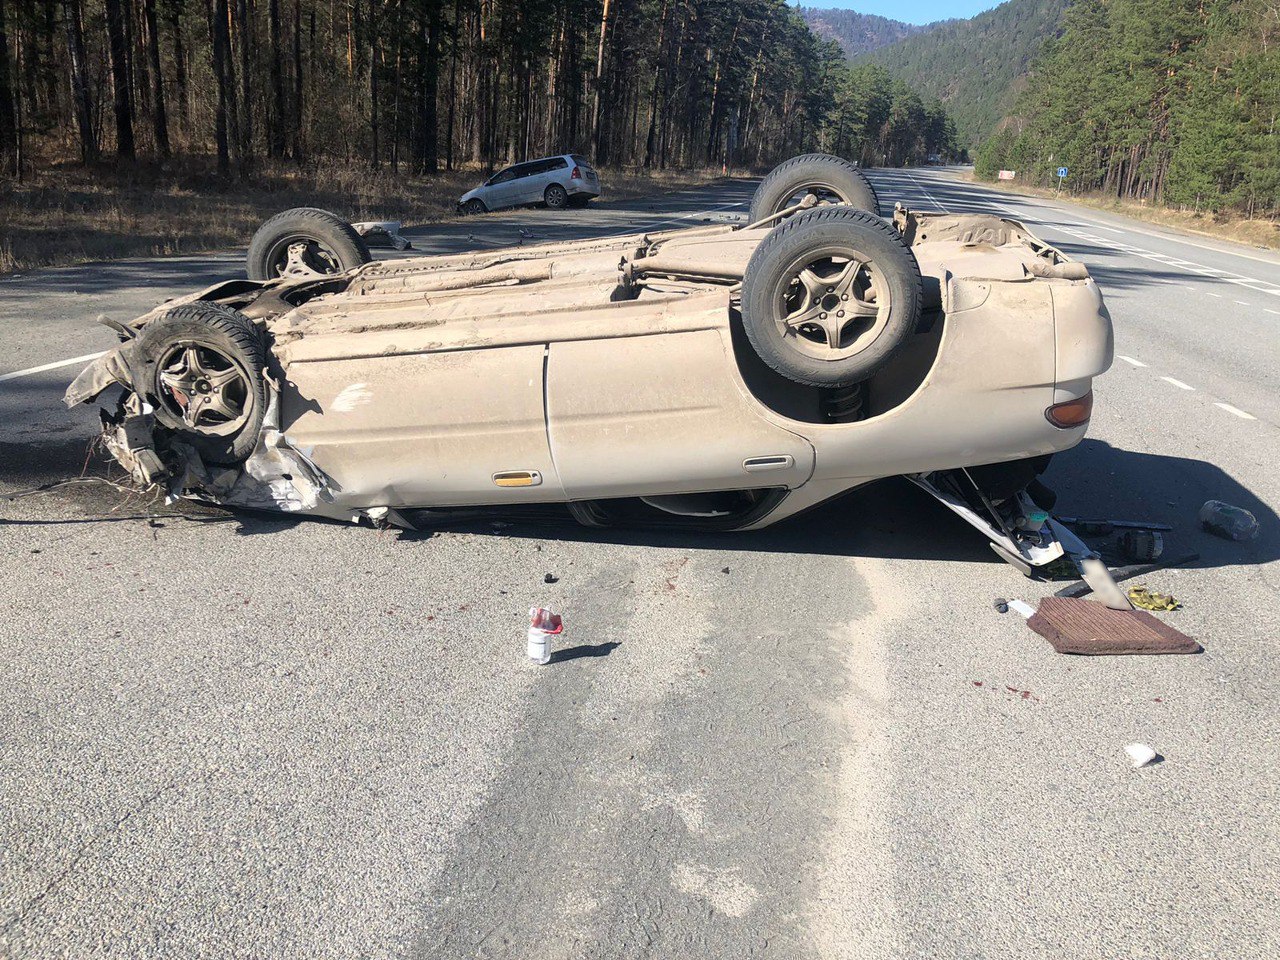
799 7 928 58
861 0 1071 149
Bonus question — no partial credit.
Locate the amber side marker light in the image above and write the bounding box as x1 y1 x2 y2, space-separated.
1046 391 1093 428
493 470 542 487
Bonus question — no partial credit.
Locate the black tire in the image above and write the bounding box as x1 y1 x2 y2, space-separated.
246 207 372 281
740 206 922 388
544 183 569 209
462 198 487 215
137 301 269 465
749 153 880 223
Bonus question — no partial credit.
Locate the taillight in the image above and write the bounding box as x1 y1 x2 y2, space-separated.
570 165 581 179
1046 391 1093 428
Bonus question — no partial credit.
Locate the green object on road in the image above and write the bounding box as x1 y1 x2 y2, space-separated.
1127 584 1180 611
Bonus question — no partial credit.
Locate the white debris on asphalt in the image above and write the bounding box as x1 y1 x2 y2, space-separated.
1125 743 1159 768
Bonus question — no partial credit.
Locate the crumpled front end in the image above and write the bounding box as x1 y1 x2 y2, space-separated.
64 320 353 522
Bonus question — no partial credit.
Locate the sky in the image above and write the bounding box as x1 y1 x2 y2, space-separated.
798 1 1004 25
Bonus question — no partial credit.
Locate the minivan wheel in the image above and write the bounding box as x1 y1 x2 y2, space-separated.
463 198 486 215
748 154 880 223
740 206 922 388
544 183 569 209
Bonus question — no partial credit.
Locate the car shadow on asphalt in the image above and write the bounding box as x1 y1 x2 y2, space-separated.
386 439 1274 572
4 440 1272 574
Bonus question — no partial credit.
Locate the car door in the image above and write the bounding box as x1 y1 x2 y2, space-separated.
484 166 521 210
515 161 548 204
545 327 815 500
280 345 566 508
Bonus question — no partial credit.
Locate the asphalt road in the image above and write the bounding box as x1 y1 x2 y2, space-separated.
2 170 1277 959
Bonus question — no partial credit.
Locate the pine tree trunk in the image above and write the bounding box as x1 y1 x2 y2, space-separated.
236 0 251 160
444 0 458 170
169 0 189 131
0 0 16 160
267 0 285 156
590 0 610 162
143 0 170 157
292 0 304 157
103 0 136 158
62 0 97 161
210 0 231 173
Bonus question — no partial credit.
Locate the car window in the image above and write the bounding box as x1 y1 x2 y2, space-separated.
571 155 593 168
490 167 517 185
547 158 568 171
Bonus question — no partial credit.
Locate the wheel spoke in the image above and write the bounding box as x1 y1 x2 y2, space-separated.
819 313 848 349
185 345 210 378
159 368 194 396
796 267 827 302
205 366 241 390
828 259 862 295
783 301 826 331
206 393 241 421
183 392 212 427
847 294 880 319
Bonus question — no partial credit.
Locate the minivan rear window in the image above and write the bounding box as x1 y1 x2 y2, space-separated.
571 155 594 168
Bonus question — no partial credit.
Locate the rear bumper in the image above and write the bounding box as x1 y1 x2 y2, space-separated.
566 181 600 198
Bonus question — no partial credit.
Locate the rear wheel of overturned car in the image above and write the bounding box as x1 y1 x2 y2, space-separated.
748 153 880 224
740 206 922 388
246 207 373 281
544 183 569 209
139 302 269 465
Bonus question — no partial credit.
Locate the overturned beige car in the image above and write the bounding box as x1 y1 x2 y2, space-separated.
66 155 1113 575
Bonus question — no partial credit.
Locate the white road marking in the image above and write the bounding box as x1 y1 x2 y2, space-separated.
1161 376 1195 390
1234 300 1249 305
1206 292 1222 298
1266 309 1280 316
1215 402 1257 420
1117 355 1148 367
0 351 107 383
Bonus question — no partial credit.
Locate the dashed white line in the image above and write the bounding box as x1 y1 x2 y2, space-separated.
1117 355 1148 367
1161 376 1195 391
0 351 107 383
1234 300 1249 306
1266 309 1280 316
1215 403 1257 421
1206 292 1222 298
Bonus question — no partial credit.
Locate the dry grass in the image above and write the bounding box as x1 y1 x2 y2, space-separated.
0 156 726 275
959 170 1280 252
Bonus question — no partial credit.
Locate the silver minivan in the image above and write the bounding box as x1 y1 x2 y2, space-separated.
457 154 601 214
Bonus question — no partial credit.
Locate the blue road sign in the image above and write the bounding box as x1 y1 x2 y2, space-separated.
1057 166 1069 178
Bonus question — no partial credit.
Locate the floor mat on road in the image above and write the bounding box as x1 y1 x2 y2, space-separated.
1026 597 1202 655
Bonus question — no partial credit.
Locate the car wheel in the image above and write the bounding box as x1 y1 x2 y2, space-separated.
740 206 922 388
463 198 487 215
138 301 269 465
748 154 880 224
246 207 372 281
544 183 569 209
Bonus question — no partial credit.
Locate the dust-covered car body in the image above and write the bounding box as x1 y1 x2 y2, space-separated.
66 201 1112 570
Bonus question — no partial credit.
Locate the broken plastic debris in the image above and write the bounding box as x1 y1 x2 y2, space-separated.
1125 743 1158 768
1199 501 1259 541
527 607 564 665
994 597 1009 613
1007 599 1036 618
